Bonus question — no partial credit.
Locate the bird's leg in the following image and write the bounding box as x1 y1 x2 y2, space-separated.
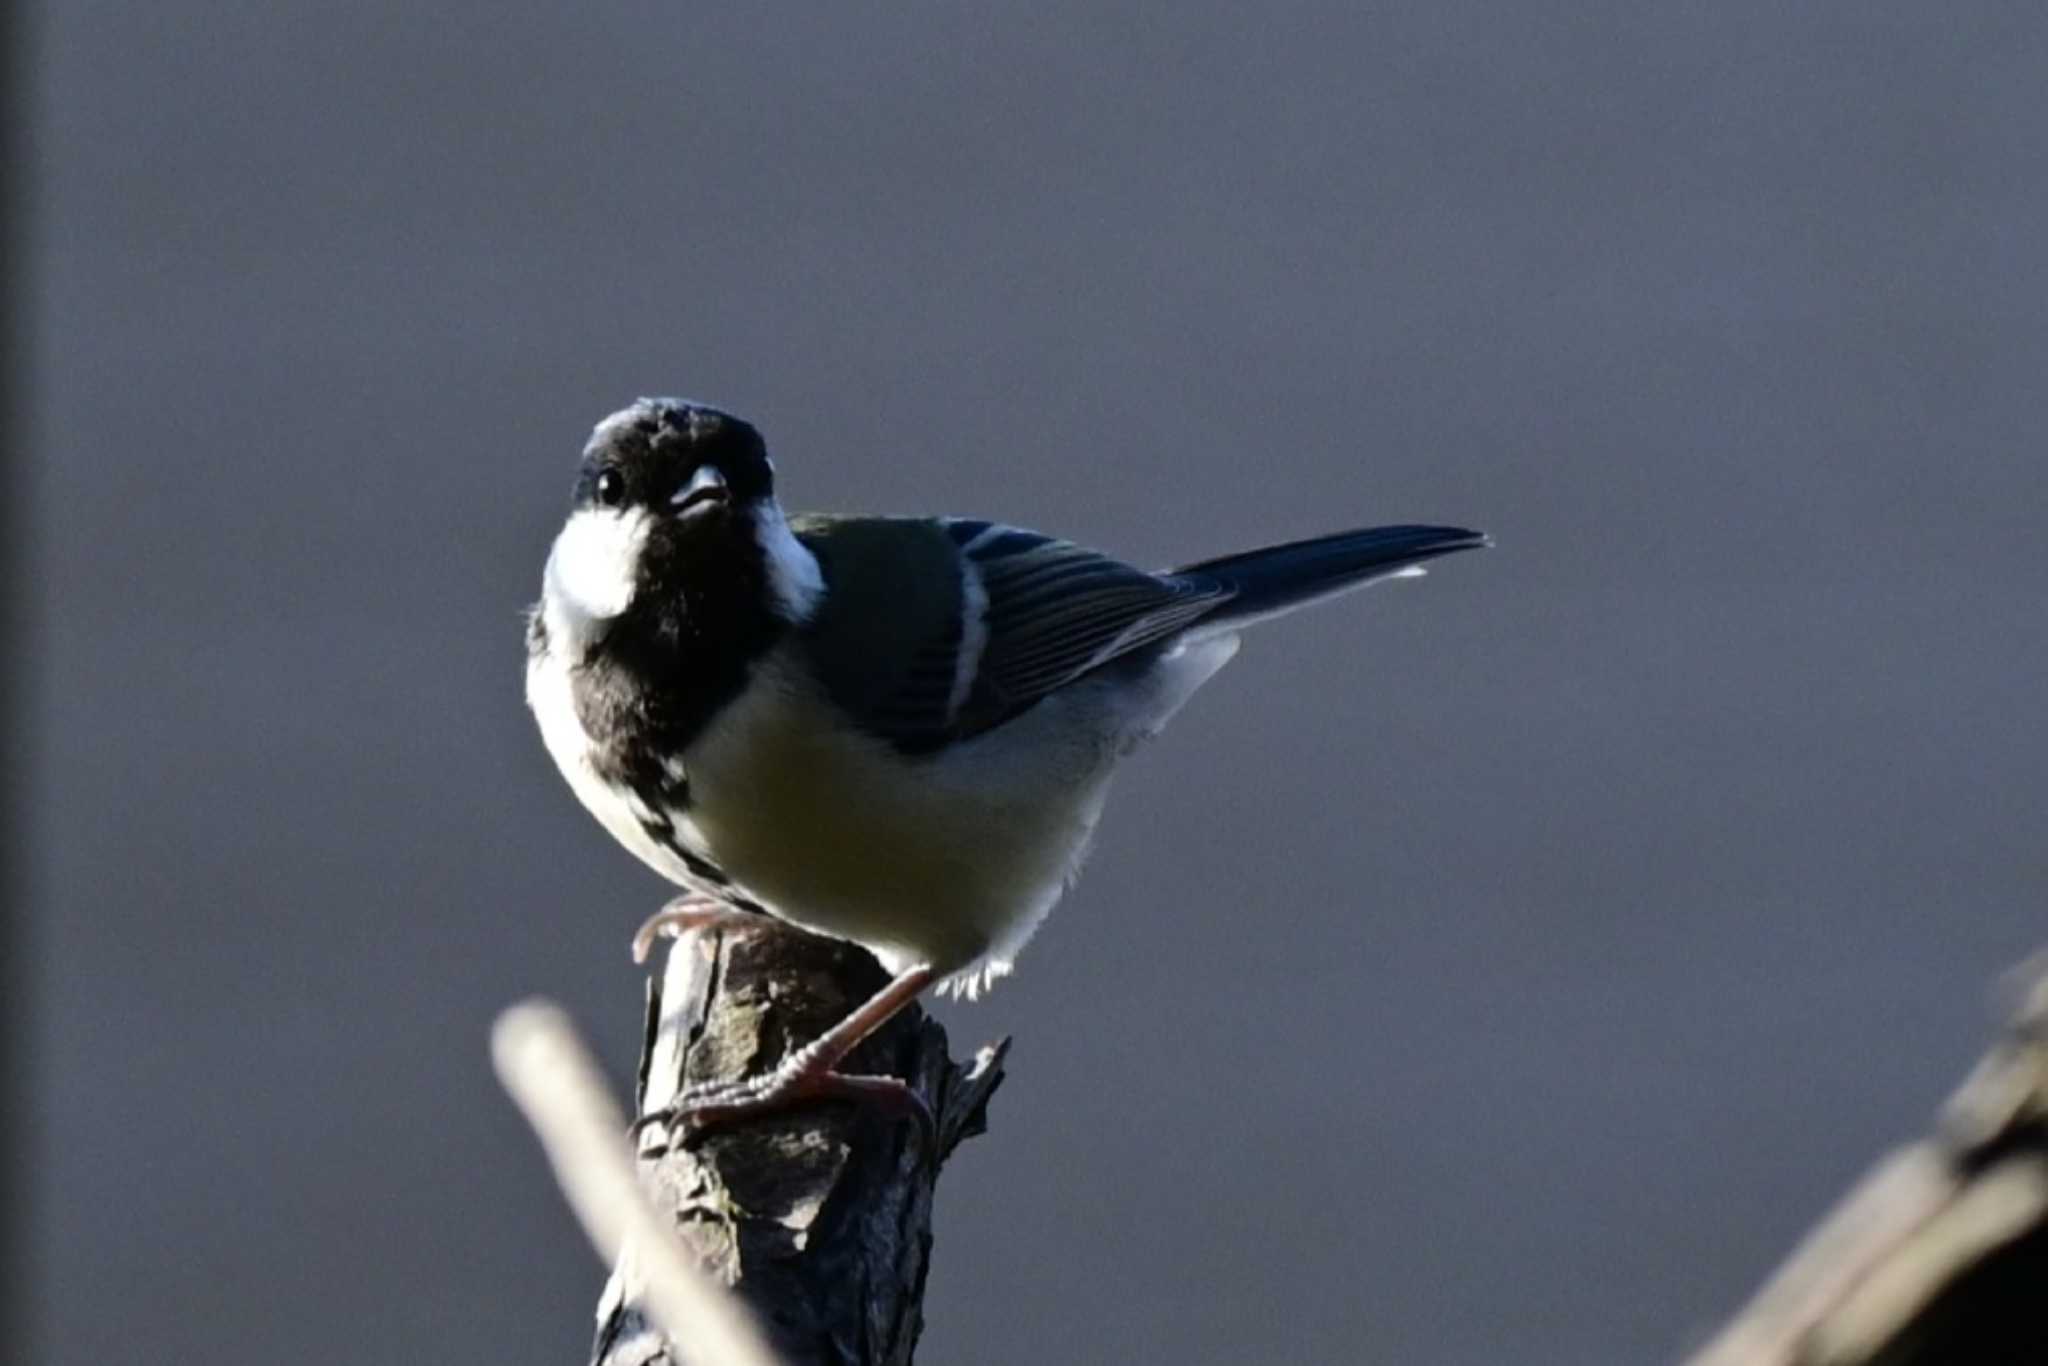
639 963 939 1144
630 893 756 964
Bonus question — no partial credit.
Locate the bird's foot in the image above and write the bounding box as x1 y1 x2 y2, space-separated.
631 894 755 964
636 1063 935 1149
631 962 940 1147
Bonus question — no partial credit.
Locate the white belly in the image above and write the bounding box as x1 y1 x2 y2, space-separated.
678 646 1123 994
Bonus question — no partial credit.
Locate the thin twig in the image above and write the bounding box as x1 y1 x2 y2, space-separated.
492 998 782 1366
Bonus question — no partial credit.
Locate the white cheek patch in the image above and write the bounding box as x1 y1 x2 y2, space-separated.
753 505 825 624
543 508 651 629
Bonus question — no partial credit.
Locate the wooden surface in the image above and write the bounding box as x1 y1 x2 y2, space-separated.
592 922 1007 1366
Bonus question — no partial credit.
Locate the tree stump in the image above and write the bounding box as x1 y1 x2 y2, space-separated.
591 921 1007 1366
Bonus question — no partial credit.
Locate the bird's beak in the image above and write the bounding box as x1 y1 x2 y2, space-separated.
670 464 729 519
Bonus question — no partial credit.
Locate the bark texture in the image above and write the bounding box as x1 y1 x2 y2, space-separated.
1689 951 2048 1365
591 921 1007 1366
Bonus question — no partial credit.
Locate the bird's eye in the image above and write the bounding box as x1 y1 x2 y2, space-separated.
594 469 626 507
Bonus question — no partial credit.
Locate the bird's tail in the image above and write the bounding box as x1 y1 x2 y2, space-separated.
1173 524 1487 636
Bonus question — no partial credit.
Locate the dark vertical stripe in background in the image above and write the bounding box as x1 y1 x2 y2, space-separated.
3 0 31 1356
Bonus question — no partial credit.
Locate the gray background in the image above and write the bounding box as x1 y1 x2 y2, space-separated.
27 3 2048 1362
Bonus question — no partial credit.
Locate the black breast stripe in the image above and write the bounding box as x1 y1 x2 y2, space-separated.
627 781 766 913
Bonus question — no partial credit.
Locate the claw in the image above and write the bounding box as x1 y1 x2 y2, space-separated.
630 962 941 1150
631 895 750 964
639 1070 935 1150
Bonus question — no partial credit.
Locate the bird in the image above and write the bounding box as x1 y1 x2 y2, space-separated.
526 397 1485 1134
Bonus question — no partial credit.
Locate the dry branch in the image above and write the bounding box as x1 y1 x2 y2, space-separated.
491 1000 781 1366
1687 951 2048 1365
592 921 1007 1366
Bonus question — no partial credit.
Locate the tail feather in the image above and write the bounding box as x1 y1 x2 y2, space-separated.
1173 524 1487 634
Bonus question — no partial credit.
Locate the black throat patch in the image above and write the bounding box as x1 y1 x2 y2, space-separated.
560 511 791 811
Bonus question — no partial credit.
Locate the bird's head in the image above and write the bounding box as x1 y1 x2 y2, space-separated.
575 397 776 527
542 398 815 641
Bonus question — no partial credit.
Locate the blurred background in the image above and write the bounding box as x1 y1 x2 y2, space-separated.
21 3 2048 1362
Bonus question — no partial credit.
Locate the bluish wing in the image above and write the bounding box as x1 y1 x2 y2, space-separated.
945 521 1230 736
793 515 977 755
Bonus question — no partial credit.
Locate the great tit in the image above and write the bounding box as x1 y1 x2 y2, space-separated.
527 398 1485 1131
